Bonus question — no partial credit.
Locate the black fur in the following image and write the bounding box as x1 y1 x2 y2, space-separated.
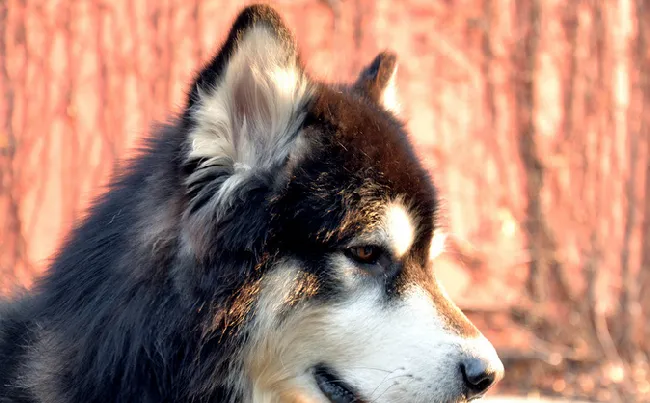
0 5 453 403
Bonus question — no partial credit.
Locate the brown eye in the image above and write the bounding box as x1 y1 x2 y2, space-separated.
346 245 382 264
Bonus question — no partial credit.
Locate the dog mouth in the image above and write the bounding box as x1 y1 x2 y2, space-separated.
313 364 364 403
313 364 485 403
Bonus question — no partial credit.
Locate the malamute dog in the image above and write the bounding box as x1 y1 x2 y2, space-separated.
0 5 504 403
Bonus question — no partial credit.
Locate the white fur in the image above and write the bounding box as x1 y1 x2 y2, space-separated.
379 65 400 114
240 254 503 403
348 200 417 259
429 230 448 261
187 26 312 205
383 202 415 257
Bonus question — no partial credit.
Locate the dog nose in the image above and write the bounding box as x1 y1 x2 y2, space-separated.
460 357 500 398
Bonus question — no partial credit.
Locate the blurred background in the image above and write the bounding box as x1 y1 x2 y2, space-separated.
0 0 648 401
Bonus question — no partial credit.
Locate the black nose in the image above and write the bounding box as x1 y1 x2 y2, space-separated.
460 357 497 398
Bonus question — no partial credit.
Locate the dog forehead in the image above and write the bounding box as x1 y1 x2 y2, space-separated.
306 85 437 221
311 88 432 187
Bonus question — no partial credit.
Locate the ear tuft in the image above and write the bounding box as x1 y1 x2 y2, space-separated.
190 5 298 100
185 4 311 175
180 5 311 258
354 51 400 114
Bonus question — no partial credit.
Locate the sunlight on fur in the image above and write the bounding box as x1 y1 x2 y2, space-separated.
188 26 311 171
379 65 400 114
429 230 448 261
383 202 415 257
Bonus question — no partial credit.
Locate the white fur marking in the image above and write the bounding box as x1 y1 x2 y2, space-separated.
187 26 312 204
240 262 503 403
383 202 415 257
429 230 448 261
380 66 400 114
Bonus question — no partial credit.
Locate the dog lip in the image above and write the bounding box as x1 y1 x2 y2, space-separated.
313 366 476 403
313 364 363 403
465 390 488 402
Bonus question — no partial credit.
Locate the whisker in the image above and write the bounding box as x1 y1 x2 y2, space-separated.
365 373 415 403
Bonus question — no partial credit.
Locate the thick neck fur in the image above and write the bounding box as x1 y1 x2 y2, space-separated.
17 124 257 403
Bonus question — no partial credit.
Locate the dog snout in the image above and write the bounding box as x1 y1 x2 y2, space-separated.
459 356 504 399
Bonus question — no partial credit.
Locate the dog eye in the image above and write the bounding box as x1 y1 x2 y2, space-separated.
345 246 382 264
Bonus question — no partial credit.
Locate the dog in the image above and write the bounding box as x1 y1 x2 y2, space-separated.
0 5 504 403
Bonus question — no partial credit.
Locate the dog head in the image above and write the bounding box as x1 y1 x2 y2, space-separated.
181 5 503 402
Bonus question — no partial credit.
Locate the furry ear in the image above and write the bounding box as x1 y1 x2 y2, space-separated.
180 5 311 257
186 4 311 174
354 52 400 114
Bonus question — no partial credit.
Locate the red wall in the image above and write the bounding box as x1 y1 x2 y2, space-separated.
1 4 649 396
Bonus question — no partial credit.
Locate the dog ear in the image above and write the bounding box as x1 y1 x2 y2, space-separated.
354 52 400 114
185 4 311 174
180 5 312 258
